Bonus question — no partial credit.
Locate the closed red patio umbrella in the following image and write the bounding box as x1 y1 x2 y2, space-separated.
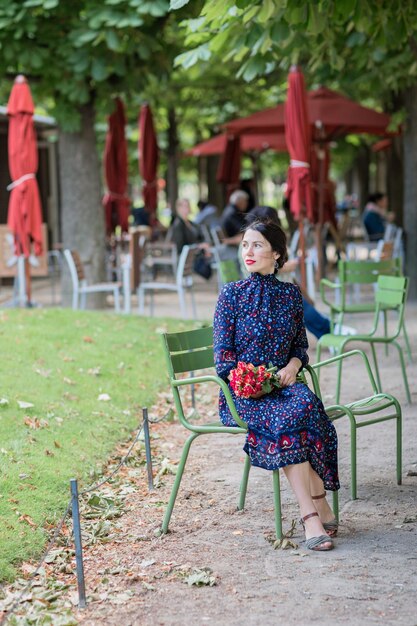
103 98 130 235
284 65 312 290
138 104 159 225
7 75 43 257
7 75 43 306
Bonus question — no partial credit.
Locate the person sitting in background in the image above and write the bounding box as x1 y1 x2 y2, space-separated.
194 200 220 228
221 189 250 243
363 192 393 241
166 198 209 255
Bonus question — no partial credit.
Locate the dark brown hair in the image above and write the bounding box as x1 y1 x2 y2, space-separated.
243 218 288 271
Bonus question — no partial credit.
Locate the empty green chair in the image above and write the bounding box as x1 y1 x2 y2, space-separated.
311 349 403 500
218 259 241 285
320 258 411 361
317 275 411 403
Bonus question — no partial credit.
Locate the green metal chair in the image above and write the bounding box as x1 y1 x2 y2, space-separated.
218 259 241 285
320 258 412 362
311 349 403 500
317 275 411 403
160 326 338 539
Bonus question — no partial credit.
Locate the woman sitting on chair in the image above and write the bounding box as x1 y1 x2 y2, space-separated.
213 218 340 551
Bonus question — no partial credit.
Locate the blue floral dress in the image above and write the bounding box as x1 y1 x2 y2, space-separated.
213 272 339 491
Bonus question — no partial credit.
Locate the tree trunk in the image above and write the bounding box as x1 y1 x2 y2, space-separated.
166 107 179 213
58 102 106 308
206 155 224 211
403 84 417 300
355 144 370 211
387 135 404 226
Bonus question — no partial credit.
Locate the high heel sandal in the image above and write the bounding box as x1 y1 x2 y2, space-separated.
312 492 338 537
302 512 334 552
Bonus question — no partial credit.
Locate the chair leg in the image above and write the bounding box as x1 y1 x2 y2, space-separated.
350 421 357 500
137 286 145 314
336 353 343 404
178 287 187 318
370 344 382 392
272 469 282 540
383 310 388 356
237 454 251 511
396 408 402 485
190 287 197 319
393 341 412 403
113 288 120 313
161 432 200 534
402 321 413 364
332 490 339 522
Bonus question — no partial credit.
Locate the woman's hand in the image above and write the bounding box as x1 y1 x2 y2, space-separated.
249 390 266 399
278 358 301 387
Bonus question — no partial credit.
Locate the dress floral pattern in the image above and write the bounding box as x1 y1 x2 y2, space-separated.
213 272 339 491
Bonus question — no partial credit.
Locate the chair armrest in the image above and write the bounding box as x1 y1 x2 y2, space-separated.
319 278 342 309
311 349 379 394
173 374 247 429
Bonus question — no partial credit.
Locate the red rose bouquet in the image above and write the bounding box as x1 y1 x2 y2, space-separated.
228 361 282 398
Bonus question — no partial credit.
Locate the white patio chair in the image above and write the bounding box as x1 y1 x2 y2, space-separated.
63 249 121 312
137 244 198 318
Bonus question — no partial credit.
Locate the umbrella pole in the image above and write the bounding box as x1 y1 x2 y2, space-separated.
17 255 27 307
315 145 326 285
298 220 307 291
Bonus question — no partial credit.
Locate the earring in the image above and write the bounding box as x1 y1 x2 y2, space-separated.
274 259 280 272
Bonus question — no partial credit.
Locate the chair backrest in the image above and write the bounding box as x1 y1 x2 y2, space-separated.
288 229 300 259
338 258 401 286
218 259 240 284
210 226 226 248
375 239 394 261
176 244 198 283
162 326 215 378
64 249 85 287
374 275 408 337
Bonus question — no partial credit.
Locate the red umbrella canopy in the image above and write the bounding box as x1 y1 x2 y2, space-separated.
216 135 241 187
7 75 43 257
138 104 159 223
284 66 313 222
310 144 337 226
225 87 392 140
103 98 130 235
185 132 287 156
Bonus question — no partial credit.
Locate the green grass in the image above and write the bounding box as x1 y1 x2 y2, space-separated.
0 308 196 582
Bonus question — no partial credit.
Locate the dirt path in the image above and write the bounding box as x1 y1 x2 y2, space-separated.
2 308 416 626
70 318 417 626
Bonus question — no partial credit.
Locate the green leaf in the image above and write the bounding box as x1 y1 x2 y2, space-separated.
308 4 326 35
270 21 290 43
91 57 109 81
237 56 265 82
44 0 59 8
258 0 275 23
105 29 120 51
287 5 308 25
170 0 190 9
174 43 211 69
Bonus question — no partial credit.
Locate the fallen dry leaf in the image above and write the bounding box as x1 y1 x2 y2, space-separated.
83 336 94 343
18 514 36 527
